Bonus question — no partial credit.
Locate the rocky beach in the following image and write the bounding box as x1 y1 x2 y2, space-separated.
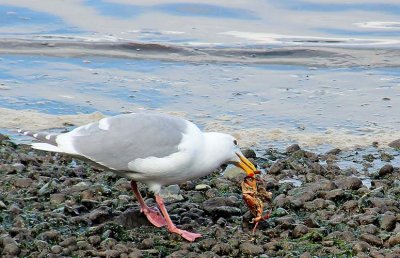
0 134 399 257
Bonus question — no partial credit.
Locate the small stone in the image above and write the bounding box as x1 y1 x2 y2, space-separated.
11 163 25 173
360 233 382 246
51 245 63 254
324 189 345 200
378 164 394 177
140 238 154 249
334 177 362 190
3 243 20 255
50 193 66 204
211 243 232 255
388 233 400 246
223 167 245 180
292 224 309 238
275 216 296 229
88 207 111 224
128 249 143 258
239 242 263 255
88 235 101 245
381 212 396 231
388 139 400 148
159 185 184 202
241 148 257 159
352 241 370 253
360 224 379 235
195 184 211 191
38 180 59 196
269 160 284 174
286 144 301 153
59 237 77 247
13 177 33 188
326 148 341 155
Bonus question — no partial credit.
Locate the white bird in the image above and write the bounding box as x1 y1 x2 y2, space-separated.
19 113 257 241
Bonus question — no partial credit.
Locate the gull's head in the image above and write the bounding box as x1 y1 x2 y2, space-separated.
206 132 258 177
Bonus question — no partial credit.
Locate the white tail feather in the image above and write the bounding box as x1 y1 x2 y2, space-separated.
31 143 63 153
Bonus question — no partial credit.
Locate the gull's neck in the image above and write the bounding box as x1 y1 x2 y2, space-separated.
195 132 230 173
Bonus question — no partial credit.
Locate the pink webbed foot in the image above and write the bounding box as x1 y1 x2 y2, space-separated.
141 206 167 228
170 227 202 242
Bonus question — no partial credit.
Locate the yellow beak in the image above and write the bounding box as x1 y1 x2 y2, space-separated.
234 153 258 177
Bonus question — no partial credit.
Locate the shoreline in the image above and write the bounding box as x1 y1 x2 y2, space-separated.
0 135 399 257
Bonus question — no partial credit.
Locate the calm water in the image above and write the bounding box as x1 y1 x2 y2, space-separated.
0 0 400 150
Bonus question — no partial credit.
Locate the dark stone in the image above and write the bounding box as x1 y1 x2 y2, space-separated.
388 233 400 246
88 207 111 224
3 243 20 256
269 160 285 174
203 197 240 217
334 177 362 190
13 177 33 188
323 189 345 201
239 242 263 255
211 243 232 255
292 224 309 238
241 148 256 159
352 241 371 254
359 233 382 246
380 212 396 231
378 164 394 177
286 144 301 153
273 194 290 208
275 216 296 229
388 139 400 148
326 148 341 155
114 208 150 228
140 238 154 249
360 224 379 235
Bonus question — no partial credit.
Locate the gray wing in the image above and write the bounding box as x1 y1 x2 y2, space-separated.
61 113 188 171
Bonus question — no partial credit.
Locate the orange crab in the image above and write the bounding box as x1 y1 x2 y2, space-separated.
241 174 272 233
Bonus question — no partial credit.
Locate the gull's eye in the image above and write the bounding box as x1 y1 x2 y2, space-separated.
233 140 238 146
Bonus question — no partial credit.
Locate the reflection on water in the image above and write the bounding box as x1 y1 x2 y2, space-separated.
0 0 399 149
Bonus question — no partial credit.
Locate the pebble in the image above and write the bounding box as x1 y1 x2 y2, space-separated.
292 224 309 238
140 238 154 249
334 177 362 190
88 207 111 224
360 233 382 246
195 184 211 191
388 139 400 148
239 242 264 255
378 164 394 177
352 241 371 253
159 184 184 202
13 177 33 188
49 193 66 205
3 243 21 255
223 167 245 180
380 212 396 231
51 245 63 254
388 233 400 246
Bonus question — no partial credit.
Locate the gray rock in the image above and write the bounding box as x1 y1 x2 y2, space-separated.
88 235 101 245
388 139 400 148
275 216 296 229
140 238 154 249
195 184 211 191
59 237 77 247
50 193 66 205
50 245 63 254
0 200 7 209
358 214 377 225
13 177 33 188
360 224 379 235
388 233 400 246
239 242 263 255
381 212 396 231
11 163 25 173
324 189 345 200
269 160 285 174
88 207 111 224
292 224 309 238
273 194 290 208
223 167 245 180
360 233 382 246
378 164 394 177
203 197 241 217
241 148 257 159
326 148 341 155
352 241 370 254
38 180 59 196
211 243 232 255
159 185 184 202
3 243 20 256
128 249 143 258
286 144 301 153
114 208 150 228
334 177 362 190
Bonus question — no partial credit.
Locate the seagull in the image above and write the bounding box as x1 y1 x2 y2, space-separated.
19 113 258 241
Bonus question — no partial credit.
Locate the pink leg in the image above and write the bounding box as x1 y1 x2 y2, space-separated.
155 194 202 242
131 181 166 227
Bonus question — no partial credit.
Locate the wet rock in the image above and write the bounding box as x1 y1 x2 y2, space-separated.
211 243 232 255
51 245 63 254
352 241 371 254
378 164 394 177
88 207 111 224
360 224 379 235
381 212 396 231
388 139 400 148
88 235 101 245
203 196 240 217
292 224 309 238
38 180 59 196
388 233 400 246
195 184 211 191
273 194 290 208
50 193 66 205
239 242 263 255
140 238 154 249
3 243 20 256
59 237 77 247
275 216 296 229
114 208 150 228
223 167 245 180
343 200 358 212
304 198 327 211
269 160 285 174
360 233 382 246
334 177 362 190
286 144 301 153
358 214 378 225
0 200 6 209
326 148 341 155
13 177 33 188
128 249 143 258
241 148 256 159
11 163 25 173
159 184 184 202
323 189 345 201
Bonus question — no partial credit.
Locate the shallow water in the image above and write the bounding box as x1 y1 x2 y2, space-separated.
0 0 399 150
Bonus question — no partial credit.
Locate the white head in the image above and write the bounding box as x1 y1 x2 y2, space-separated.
203 132 258 177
